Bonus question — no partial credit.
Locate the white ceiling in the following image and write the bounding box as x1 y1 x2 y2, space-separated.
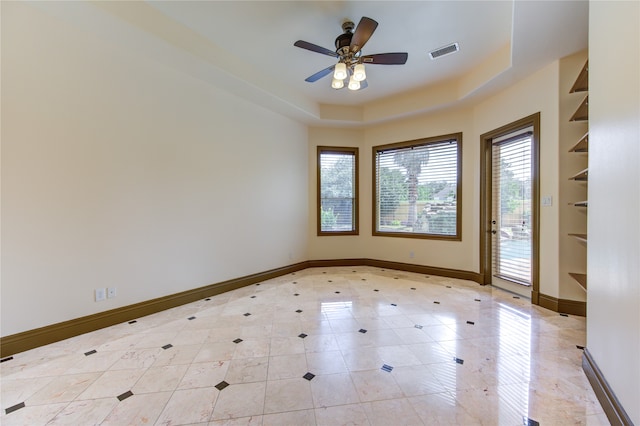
37 1 589 125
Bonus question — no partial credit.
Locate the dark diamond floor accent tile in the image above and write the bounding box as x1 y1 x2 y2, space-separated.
294 293 300 296
1 356 14 363
233 338 243 344
323 271 327 274
446 285 452 288
296 309 303 313
250 296 256 298
256 283 261 286
466 321 475 325
513 296 521 299
293 281 297 284
391 303 397 306
188 316 196 320
425 275 430 278
303 372 315 381
433 301 440 304
525 417 540 426
162 344 173 350
298 333 308 339
358 329 367 333
244 313 251 316
362 279 367 281
205 298 211 301
560 313 569 317
5 402 25 414
410 288 416 290
474 299 481 302
84 350 97 356
328 280 333 283
215 381 229 391
576 345 585 350
415 325 423 329
381 364 394 372
128 320 137 324
454 357 464 365
373 289 378 291
117 391 133 401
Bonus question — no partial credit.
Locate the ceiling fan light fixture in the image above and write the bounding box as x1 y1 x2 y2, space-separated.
331 77 345 89
353 63 366 81
347 76 360 91
334 62 348 80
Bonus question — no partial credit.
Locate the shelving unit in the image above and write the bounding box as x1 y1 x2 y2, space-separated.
569 233 588 243
569 272 587 291
569 168 588 181
569 132 589 152
567 60 589 296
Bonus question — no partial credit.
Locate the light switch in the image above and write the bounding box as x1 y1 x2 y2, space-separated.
542 195 553 206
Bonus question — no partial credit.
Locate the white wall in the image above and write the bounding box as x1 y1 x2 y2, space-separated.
587 1 640 423
1 3 309 337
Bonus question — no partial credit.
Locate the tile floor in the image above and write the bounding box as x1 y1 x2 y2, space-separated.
1 267 608 425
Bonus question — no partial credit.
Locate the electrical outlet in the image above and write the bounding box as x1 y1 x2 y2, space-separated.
107 287 117 299
95 288 106 302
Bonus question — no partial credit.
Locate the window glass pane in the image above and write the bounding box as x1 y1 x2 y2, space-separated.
374 136 460 238
319 149 357 233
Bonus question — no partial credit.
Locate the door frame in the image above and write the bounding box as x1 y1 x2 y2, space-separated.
479 113 541 305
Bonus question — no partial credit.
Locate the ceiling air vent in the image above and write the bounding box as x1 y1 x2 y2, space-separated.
429 42 459 60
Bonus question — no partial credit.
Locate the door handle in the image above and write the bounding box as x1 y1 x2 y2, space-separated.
491 230 497 235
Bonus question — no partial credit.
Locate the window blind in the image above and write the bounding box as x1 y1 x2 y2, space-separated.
319 149 357 233
491 134 532 285
375 138 459 237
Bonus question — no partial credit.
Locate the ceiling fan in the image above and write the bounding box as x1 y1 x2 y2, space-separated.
294 17 408 91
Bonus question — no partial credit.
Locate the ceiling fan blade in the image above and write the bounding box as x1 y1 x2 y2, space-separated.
358 79 368 90
361 52 408 65
350 17 378 54
305 65 336 82
294 40 338 58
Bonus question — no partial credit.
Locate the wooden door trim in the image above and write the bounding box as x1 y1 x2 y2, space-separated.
479 113 540 304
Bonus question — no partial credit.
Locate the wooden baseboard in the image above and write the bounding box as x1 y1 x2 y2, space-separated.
582 348 634 425
0 259 480 357
0 262 309 357
307 258 483 284
538 292 586 316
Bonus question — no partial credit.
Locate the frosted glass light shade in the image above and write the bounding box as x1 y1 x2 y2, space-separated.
331 78 344 89
333 62 347 80
348 76 360 91
353 63 366 81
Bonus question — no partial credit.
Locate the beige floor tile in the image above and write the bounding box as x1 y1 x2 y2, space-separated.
210 382 266 420
225 357 268 383
26 372 101 405
178 361 230 389
361 398 423 426
267 354 308 381
132 364 189 393
350 369 404 402
0 402 67 426
309 373 360 407
76 369 145 399
314 404 370 426
262 409 316 426
47 398 118 425
155 387 218 425
101 391 172 425
208 415 263 426
305 351 348 375
263 378 314 414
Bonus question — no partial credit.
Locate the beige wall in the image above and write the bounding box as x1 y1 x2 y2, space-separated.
309 62 562 300
1 3 309 336
587 1 640 423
